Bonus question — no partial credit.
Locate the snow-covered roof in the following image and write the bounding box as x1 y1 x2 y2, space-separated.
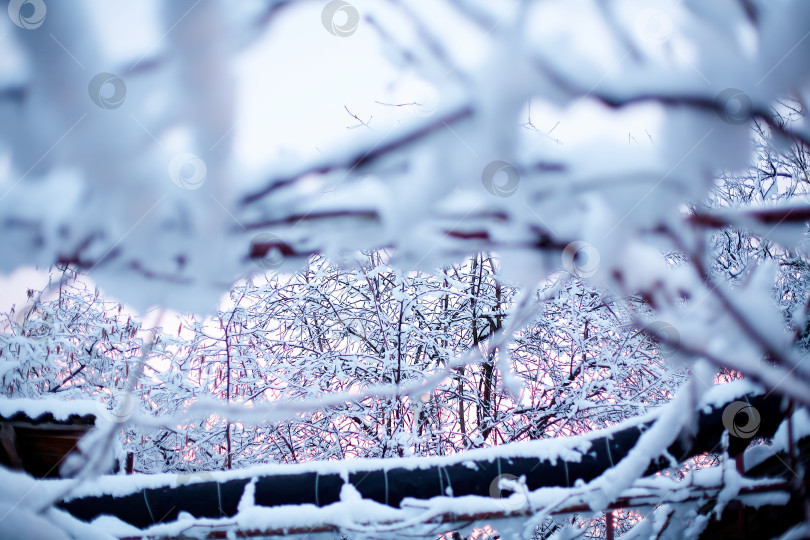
0 396 99 424
61 380 763 501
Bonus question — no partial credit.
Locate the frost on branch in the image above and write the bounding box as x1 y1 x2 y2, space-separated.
1 0 810 538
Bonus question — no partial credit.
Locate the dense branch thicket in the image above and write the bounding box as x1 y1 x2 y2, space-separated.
3 253 685 473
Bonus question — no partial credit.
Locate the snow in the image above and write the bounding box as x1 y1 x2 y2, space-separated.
88 515 142 538
772 406 810 451
0 396 101 421
1 0 810 536
0 466 115 540
60 430 592 501
0 503 72 540
54 381 750 503
696 379 763 411
237 477 257 514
